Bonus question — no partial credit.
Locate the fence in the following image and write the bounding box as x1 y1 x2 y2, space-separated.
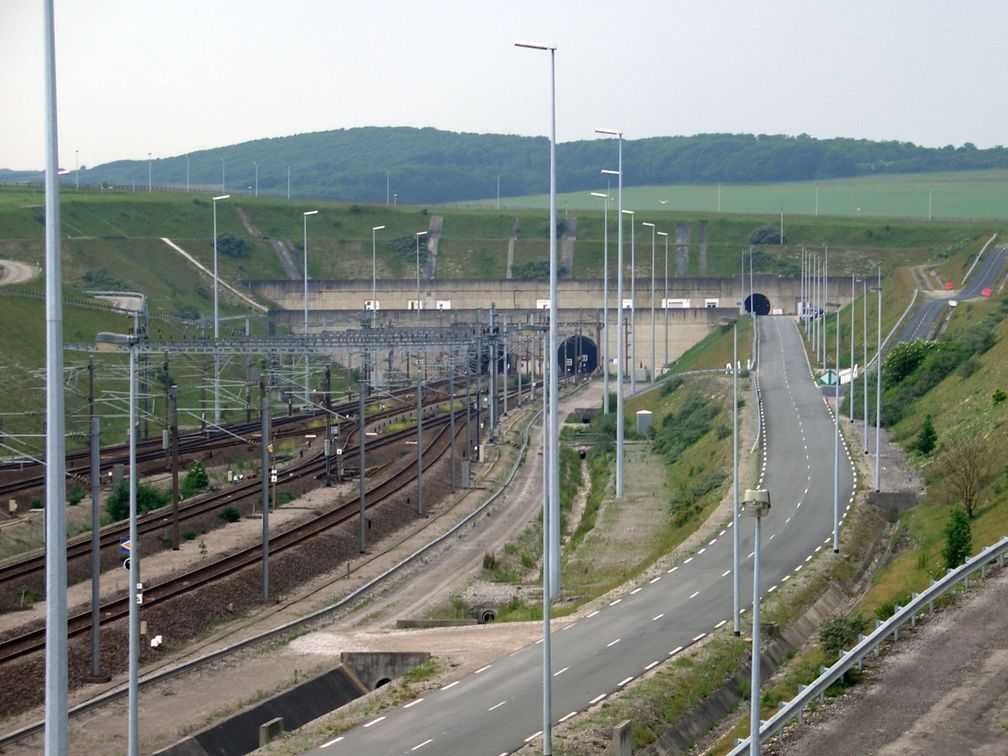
729 534 1008 753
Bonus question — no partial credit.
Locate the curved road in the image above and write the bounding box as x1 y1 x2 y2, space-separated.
899 243 1008 342
313 317 855 755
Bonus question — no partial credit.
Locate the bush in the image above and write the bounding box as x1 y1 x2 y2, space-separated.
994 389 1007 406
181 460 210 498
104 481 170 522
914 415 937 456
220 505 241 523
957 357 981 378
942 506 972 569
819 613 869 655
874 591 913 621
883 340 932 389
214 233 249 258
182 529 196 541
67 487 86 506
652 392 719 464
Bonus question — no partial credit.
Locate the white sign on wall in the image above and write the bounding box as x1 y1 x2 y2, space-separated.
622 299 633 310
408 300 424 310
705 298 719 308
364 299 380 311
663 298 690 309
536 299 551 310
436 300 452 310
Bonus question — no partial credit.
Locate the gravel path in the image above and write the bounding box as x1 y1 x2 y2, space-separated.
0 259 39 286
779 569 1008 755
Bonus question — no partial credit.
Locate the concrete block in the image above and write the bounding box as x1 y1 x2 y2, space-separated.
259 717 284 748
610 719 632 755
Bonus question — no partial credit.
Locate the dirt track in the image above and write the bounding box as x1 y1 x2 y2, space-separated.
0 259 39 286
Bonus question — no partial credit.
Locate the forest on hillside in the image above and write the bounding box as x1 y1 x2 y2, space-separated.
4 128 1006 205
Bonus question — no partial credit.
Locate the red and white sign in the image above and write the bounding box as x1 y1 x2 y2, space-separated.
944 281 954 290
982 288 992 298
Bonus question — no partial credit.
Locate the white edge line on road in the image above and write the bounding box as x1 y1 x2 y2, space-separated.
524 730 543 743
645 660 660 670
441 681 460 691
320 735 345 748
610 598 622 606
475 664 491 674
630 587 642 595
618 676 634 687
562 622 577 631
715 619 728 629
587 610 600 618
669 646 684 656
652 613 664 621
689 590 700 599
411 738 433 751
698 548 706 555
488 700 506 711
692 633 706 642
607 638 621 647
403 698 424 709
721 569 731 577
363 715 386 728
668 566 679 573
559 711 577 723
553 666 568 677
650 576 661 584
589 693 607 704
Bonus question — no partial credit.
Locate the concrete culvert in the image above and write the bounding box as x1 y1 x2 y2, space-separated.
480 609 497 624
375 677 392 689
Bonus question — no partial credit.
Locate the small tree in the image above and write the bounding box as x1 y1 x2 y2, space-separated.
941 506 972 569
914 415 937 456
934 432 993 517
105 481 170 521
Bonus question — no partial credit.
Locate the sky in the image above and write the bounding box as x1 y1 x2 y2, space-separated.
3 0 1007 171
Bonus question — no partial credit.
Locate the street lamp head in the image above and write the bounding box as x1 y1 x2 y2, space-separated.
372 225 385 232
621 209 635 216
95 331 138 352
742 488 771 517
595 128 622 137
415 230 428 237
657 231 669 237
601 169 621 176
589 192 608 198
303 210 319 217
642 221 655 228
515 40 556 51
212 194 230 202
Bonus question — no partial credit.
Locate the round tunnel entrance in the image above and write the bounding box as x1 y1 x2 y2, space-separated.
744 292 771 316
556 335 598 374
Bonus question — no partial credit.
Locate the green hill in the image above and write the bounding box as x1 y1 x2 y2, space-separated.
6 128 1008 205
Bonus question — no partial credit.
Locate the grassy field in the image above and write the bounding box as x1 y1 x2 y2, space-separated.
460 169 1008 221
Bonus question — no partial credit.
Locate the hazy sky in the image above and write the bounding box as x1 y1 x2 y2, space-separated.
3 0 1007 170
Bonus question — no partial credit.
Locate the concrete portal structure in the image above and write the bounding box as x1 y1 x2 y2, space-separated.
246 274 855 375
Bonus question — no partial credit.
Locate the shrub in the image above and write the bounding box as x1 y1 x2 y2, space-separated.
957 357 980 378
883 340 932 389
819 613 869 655
483 552 498 571
914 415 937 456
214 233 249 258
220 505 241 523
67 487 86 506
182 529 196 541
993 389 1007 406
652 392 719 464
874 591 913 620
181 460 210 498
942 506 972 569
104 481 169 522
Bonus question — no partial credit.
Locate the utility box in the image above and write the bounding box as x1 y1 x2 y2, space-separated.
636 410 652 435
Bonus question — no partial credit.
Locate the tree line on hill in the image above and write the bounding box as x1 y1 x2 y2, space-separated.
4 127 1007 204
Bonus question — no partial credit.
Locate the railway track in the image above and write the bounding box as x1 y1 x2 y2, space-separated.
0 414 460 666
0 382 431 500
0 386 448 599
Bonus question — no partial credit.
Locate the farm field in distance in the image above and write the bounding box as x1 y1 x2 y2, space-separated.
457 169 1008 220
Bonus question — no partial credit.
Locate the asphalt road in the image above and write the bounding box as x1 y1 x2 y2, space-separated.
898 243 1008 342
312 316 855 756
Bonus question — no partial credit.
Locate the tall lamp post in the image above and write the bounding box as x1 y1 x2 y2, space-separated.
211 194 230 425
517 38 559 755
96 331 142 756
254 161 258 197
43 3 69 747
642 221 656 382
621 210 636 393
147 152 152 193
415 230 428 322
658 231 669 368
302 210 319 405
596 128 624 497
590 191 610 413
371 225 385 326
742 488 771 756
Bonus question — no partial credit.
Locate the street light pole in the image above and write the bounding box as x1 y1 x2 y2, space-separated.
211 194 230 425
254 161 258 197
590 191 610 413
732 321 740 634
517 39 559 753
415 230 428 323
629 211 636 393
597 128 624 497
742 488 772 756
659 231 669 368
834 302 841 553
876 266 882 491
43 1 69 747
302 210 319 406
642 221 656 382
147 152 152 193
371 225 385 327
